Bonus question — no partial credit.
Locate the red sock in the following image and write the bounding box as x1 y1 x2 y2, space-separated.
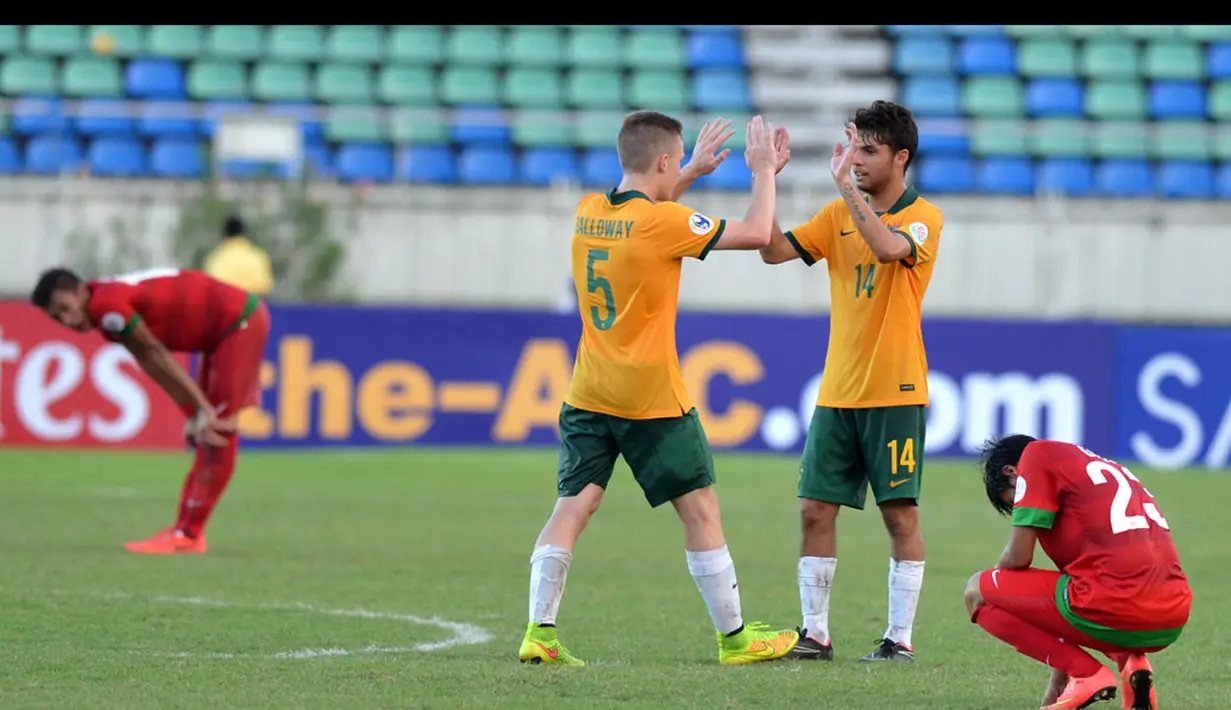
976 605 1103 678
180 435 238 538
174 449 206 532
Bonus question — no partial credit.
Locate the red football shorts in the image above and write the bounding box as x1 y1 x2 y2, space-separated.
977 568 1165 655
198 302 270 414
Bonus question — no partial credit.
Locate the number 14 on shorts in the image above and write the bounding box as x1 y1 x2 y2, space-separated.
887 438 916 476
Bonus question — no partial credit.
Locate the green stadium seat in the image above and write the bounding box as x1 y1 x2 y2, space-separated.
507 26 564 66
327 25 384 63
0 111 8 134
503 67 564 108
512 109 575 146
25 25 83 56
316 64 375 103
390 109 448 145
1063 26 1123 38
1030 119 1089 156
625 30 685 69
268 25 325 62
147 25 203 59
1122 25 1181 40
629 70 688 110
567 27 622 67
1090 122 1149 157
1016 38 1078 77
0 26 19 54
377 66 436 105
62 57 122 97
1143 41 1204 80
1153 121 1210 159
440 66 499 105
1085 81 1148 119
325 105 387 143
1212 126 1231 160
575 110 625 147
1081 40 1139 79
962 77 1024 117
252 62 312 101
970 119 1028 155
1184 26 1231 42
446 26 504 65
1005 25 1062 38
206 25 264 60
188 60 247 100
1 56 57 95
566 69 624 108
1209 81 1231 120
388 26 444 64
89 26 144 57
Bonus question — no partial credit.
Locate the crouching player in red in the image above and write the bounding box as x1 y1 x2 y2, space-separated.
968 435 1191 710
32 267 270 555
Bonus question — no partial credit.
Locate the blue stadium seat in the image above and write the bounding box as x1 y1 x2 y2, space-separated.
696 154 751 190
138 101 198 137
692 70 750 110
958 37 1014 75
336 143 393 183
915 155 974 193
12 97 67 135
894 37 953 75
126 59 185 98
946 25 1005 36
582 148 622 187
451 107 509 146
978 157 1034 194
1096 159 1153 197
303 143 333 177
1150 81 1205 118
1209 43 1231 79
901 77 961 116
687 30 744 68
917 119 970 155
267 102 324 140
459 146 516 184
1158 160 1214 198
399 145 455 183
886 26 946 36
520 147 578 185
1217 163 1231 199
1027 79 1083 116
89 137 146 176
76 99 135 136
199 100 254 137
150 138 205 178
25 135 84 174
0 139 18 174
1036 157 1094 195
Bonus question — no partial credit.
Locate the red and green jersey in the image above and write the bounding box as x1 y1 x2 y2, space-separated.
1012 440 1191 638
88 268 252 353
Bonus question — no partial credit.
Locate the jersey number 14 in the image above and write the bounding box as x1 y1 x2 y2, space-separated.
1083 457 1171 534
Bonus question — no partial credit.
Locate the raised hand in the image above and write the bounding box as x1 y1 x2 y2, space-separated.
685 117 736 176
830 122 859 184
773 125 791 175
744 116 777 174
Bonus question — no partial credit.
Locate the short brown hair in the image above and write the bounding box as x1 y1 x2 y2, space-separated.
617 110 683 173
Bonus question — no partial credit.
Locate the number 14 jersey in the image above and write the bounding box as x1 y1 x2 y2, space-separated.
1012 440 1192 632
565 189 725 420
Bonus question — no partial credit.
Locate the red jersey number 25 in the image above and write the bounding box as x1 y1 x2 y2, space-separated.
1078 446 1171 534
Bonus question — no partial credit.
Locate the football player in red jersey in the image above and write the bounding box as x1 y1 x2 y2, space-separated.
967 435 1191 710
31 267 271 555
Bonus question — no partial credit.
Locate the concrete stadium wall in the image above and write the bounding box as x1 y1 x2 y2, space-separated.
3 176 1230 321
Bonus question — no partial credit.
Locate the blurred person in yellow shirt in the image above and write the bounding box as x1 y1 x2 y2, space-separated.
203 217 274 296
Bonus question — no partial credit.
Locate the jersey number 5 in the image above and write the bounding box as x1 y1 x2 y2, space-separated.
1085 461 1170 534
586 249 616 331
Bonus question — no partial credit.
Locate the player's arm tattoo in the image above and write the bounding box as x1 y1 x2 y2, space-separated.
995 526 1038 570
837 181 912 264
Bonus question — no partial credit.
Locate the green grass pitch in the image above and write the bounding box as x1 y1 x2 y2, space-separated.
1 448 1224 709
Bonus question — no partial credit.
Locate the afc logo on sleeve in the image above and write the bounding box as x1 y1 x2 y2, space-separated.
1014 475 1027 504
908 221 929 245
689 212 714 235
100 312 126 333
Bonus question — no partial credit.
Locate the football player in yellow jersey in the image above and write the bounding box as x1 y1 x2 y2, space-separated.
518 111 800 667
759 101 942 664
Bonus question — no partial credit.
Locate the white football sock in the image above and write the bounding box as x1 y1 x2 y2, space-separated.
686 546 744 635
885 558 925 647
798 556 837 644
528 545 572 625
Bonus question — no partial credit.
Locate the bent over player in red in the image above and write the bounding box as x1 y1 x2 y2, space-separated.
968 436 1191 710
32 267 271 555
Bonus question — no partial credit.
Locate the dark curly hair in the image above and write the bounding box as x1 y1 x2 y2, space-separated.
31 267 82 308
851 100 919 170
979 434 1038 516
